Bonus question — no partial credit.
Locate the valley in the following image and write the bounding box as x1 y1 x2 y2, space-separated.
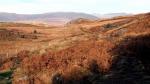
0 12 150 84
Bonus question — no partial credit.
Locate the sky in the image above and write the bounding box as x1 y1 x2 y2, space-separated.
0 0 149 14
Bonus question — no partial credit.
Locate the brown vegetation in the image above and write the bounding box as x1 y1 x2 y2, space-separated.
0 13 150 84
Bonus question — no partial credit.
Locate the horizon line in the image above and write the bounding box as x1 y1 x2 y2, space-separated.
0 11 149 15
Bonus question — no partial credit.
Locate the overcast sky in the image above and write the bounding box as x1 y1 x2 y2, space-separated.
0 0 149 14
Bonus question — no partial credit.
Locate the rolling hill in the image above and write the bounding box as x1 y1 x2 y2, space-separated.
0 12 150 84
0 12 98 25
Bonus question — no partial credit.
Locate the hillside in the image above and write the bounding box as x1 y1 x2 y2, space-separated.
0 13 150 84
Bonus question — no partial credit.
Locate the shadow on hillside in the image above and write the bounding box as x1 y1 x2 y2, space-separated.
52 34 150 84
107 34 150 83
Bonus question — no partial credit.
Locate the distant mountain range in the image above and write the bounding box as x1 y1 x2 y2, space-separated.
94 13 131 18
0 12 98 23
0 12 131 25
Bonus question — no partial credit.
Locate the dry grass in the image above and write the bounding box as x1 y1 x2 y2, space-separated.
0 13 150 84
0 22 39 27
12 40 114 84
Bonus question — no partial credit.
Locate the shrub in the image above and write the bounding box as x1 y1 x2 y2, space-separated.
62 65 92 84
87 59 100 74
0 70 13 84
33 30 37 34
20 35 25 38
52 73 64 84
103 24 117 29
